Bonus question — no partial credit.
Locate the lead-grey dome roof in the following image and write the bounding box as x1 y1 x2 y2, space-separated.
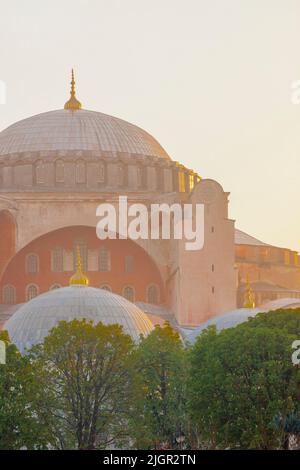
5 285 154 353
186 308 261 344
0 109 170 159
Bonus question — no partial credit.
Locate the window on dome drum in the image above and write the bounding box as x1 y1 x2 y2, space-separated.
123 286 135 303
97 163 106 184
147 284 159 305
26 284 38 301
51 247 64 272
157 168 164 191
49 284 61 290
178 171 186 193
76 161 86 184
55 160 64 183
125 255 133 273
98 247 111 272
26 253 39 274
100 284 112 292
284 250 290 265
137 166 147 189
36 160 45 184
74 241 88 272
136 167 142 188
118 165 124 187
189 173 194 192
3 285 16 304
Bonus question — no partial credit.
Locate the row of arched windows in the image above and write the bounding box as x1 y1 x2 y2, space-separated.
25 247 119 274
2 283 160 305
36 160 106 185
35 160 152 188
51 246 133 274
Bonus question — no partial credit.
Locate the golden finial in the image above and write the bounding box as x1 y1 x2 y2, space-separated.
64 69 82 110
69 246 89 286
243 275 256 308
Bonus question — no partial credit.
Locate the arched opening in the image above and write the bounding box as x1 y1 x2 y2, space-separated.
26 253 39 274
26 284 39 301
99 247 111 272
2 284 16 304
147 284 160 305
76 160 86 184
100 284 112 292
123 286 135 302
51 247 64 272
0 226 165 304
49 284 61 290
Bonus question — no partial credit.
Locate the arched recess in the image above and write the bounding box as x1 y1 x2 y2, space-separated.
0 225 165 305
0 210 16 281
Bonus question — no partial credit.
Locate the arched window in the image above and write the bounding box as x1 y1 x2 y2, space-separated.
100 284 112 292
26 284 38 301
147 284 159 305
123 286 135 303
118 165 124 187
76 160 86 183
99 247 111 272
52 247 64 272
3 285 16 304
49 284 61 290
189 173 195 192
55 160 64 183
26 253 39 274
137 167 143 188
178 171 185 193
157 168 165 191
74 240 88 272
97 162 105 183
125 255 133 273
36 160 45 184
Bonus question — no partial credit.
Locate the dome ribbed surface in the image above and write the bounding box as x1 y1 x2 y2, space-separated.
5 286 154 352
0 109 170 159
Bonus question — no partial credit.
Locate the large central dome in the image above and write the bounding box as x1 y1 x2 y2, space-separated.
0 109 170 159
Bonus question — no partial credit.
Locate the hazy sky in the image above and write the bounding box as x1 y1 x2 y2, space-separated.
1 0 300 251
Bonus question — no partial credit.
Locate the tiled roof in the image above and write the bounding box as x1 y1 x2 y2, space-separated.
235 228 270 247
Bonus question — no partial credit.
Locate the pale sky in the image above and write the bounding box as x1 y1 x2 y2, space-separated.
1 0 300 251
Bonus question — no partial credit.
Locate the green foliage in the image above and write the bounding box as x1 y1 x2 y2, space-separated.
0 335 50 449
189 309 300 449
30 319 134 449
128 322 188 449
2 309 300 450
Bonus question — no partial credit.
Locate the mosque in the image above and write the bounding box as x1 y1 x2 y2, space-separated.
1 71 300 342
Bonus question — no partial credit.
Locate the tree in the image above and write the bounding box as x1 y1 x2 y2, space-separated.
0 331 50 449
129 322 188 449
189 310 300 449
31 319 134 449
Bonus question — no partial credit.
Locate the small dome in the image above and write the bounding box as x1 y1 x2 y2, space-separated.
0 109 170 159
186 298 300 344
5 286 154 353
186 308 260 344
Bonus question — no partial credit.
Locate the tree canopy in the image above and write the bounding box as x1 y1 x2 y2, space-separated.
189 310 300 449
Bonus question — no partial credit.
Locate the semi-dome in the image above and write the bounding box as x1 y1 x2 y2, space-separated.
0 109 170 159
5 285 154 353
